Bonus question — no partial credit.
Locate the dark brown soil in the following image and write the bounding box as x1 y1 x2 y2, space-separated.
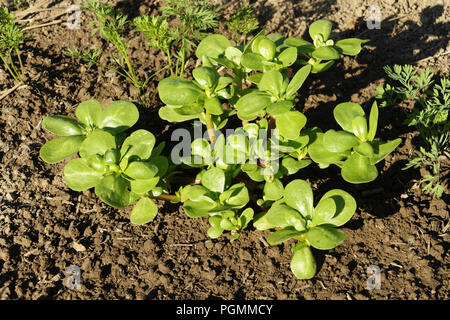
0 0 449 300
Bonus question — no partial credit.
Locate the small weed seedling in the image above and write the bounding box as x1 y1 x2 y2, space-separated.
0 6 27 83
378 65 449 198
134 0 219 77
225 3 259 44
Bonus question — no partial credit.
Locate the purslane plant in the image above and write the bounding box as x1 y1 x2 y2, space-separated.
308 101 402 183
254 179 356 279
0 6 27 83
41 19 397 280
377 65 449 198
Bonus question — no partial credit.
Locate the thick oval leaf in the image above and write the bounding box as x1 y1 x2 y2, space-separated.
284 37 315 55
257 38 276 60
278 47 297 67
266 204 306 231
316 189 357 227
40 135 85 164
124 161 158 180
130 177 159 194
309 19 333 41
240 208 254 229
253 212 276 230
221 184 249 207
97 101 139 134
266 101 294 115
204 96 223 115
369 139 402 165
207 226 224 239
130 197 158 225
42 116 84 136
64 158 103 191
201 167 226 193
341 152 378 183
352 116 368 141
307 225 346 250
196 34 230 60
182 185 214 202
95 174 130 208
193 66 219 90
276 111 307 140
281 158 311 175
335 38 369 55
290 246 317 279
79 130 116 158
120 129 156 163
75 99 102 127
285 65 312 99
158 77 203 106
308 132 349 165
183 200 215 217
312 197 336 226
311 60 335 73
355 141 374 158
267 227 303 245
241 52 264 71
323 129 359 153
367 101 378 141
284 179 314 218
263 178 284 201
312 46 340 60
235 92 271 117
158 105 201 123
258 70 284 96
333 102 365 132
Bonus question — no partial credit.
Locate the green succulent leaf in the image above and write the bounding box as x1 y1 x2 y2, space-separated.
124 161 158 180
220 184 249 207
323 130 360 153
285 64 312 99
263 178 284 201
158 77 203 106
120 130 156 164
130 196 158 225
158 105 201 123
355 141 374 158
278 47 298 67
307 225 346 250
196 34 230 60
204 96 223 115
95 174 130 208
97 101 139 135
267 227 303 245
367 101 378 141
253 212 275 230
312 46 340 60
183 200 216 217
207 226 224 238
241 52 265 71
310 60 335 73
266 204 307 231
64 158 103 191
284 37 315 55
79 130 116 158
75 99 102 127
40 135 85 164
335 38 369 55
308 132 349 165
309 19 333 41
333 102 366 132
258 70 284 96
316 189 357 227
284 179 314 218
240 208 254 229
130 177 159 194
281 158 311 175
266 101 294 115
341 152 378 183
201 167 226 193
369 139 402 165
42 116 84 136
235 92 271 117
290 246 317 280
276 111 307 140
257 38 276 60
193 66 219 90
351 116 368 141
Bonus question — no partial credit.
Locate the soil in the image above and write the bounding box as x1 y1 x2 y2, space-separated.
0 0 449 300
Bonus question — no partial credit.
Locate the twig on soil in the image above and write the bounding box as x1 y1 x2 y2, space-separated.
0 82 28 101
170 243 194 247
416 51 450 63
14 0 54 20
23 19 64 31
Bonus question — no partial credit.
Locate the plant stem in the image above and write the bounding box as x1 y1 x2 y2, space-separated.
0 54 20 82
16 47 25 80
166 48 174 76
152 194 177 201
204 111 216 143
